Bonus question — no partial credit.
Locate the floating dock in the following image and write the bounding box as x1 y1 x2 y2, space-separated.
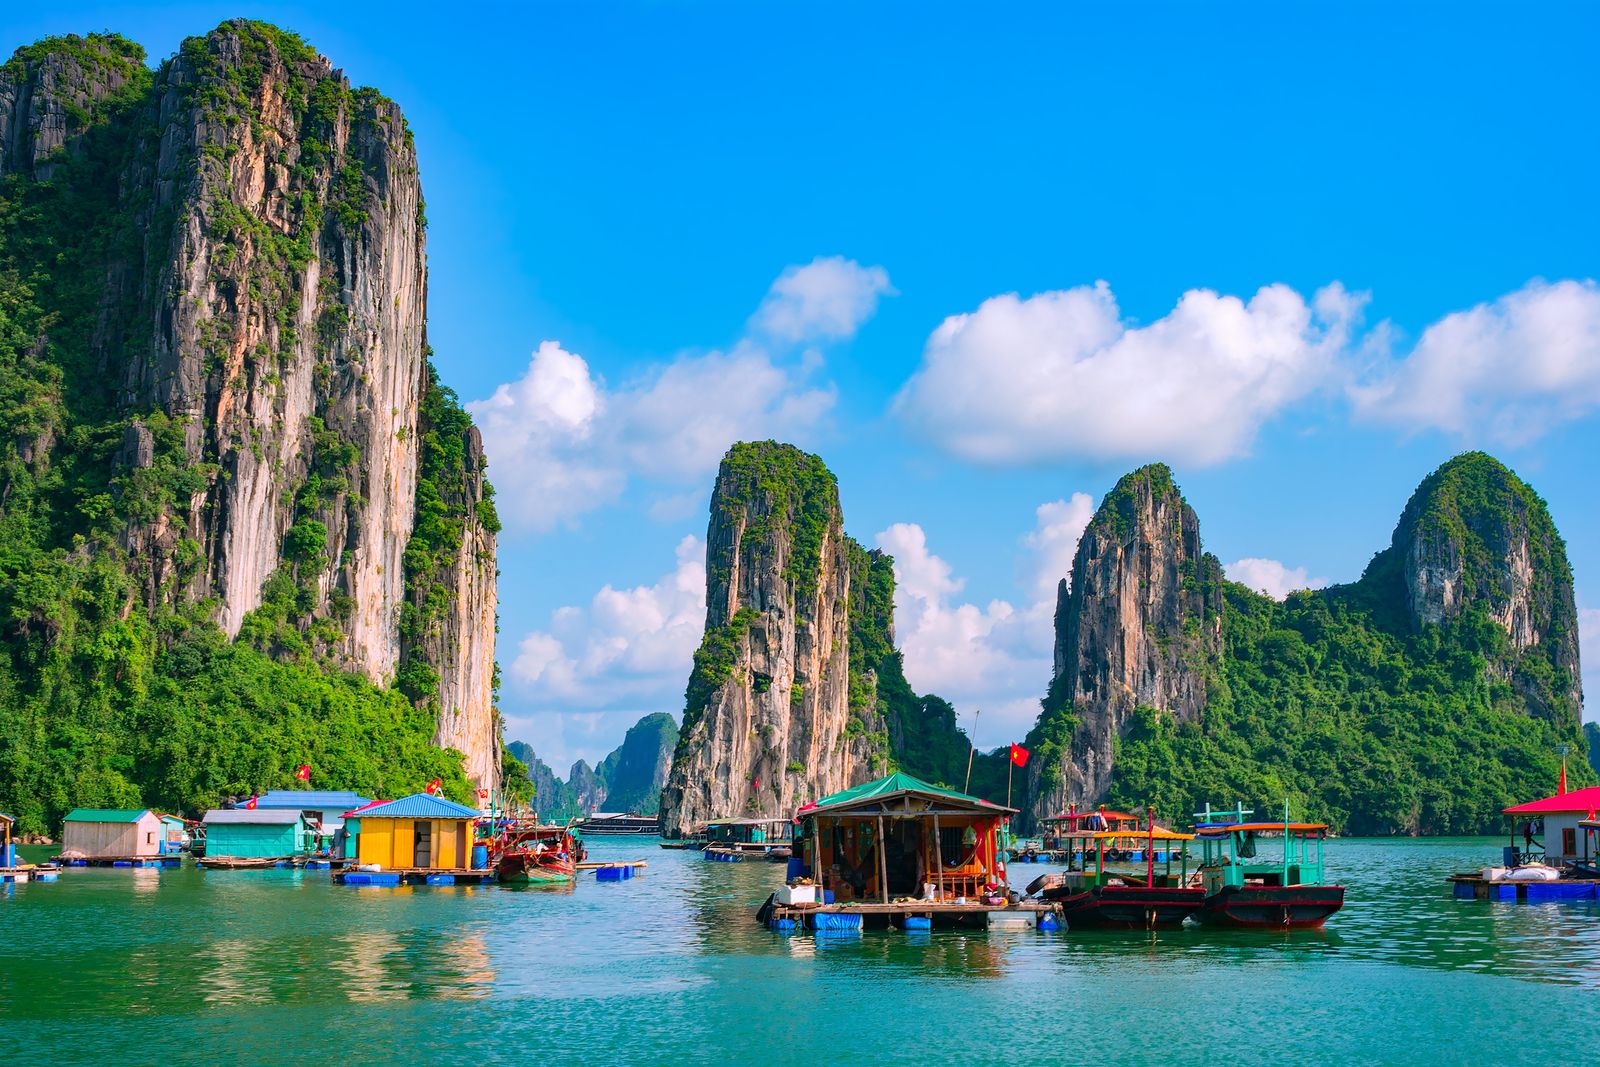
61 855 183 868
766 900 1062 931
1448 874 1600 902
335 866 496 886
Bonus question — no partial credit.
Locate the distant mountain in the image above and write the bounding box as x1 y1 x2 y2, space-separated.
1025 452 1590 834
1587 722 1600 776
507 712 679 819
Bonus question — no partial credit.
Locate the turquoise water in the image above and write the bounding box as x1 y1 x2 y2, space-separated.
2 837 1598 1064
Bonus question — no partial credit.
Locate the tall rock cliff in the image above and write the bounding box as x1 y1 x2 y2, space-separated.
1025 464 1223 828
596 712 679 814
1365 451 1581 723
0 23 500 822
659 442 886 837
1025 453 1587 835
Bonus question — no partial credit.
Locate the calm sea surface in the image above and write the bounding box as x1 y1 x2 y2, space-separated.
2 836 1597 1065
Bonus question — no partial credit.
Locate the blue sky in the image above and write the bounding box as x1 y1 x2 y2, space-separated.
7 3 1598 772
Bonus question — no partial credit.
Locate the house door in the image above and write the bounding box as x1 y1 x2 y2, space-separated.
414 821 433 868
1563 827 1577 857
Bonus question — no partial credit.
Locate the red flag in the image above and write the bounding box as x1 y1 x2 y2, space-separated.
295 764 311 781
751 774 760 792
245 796 258 810
426 777 442 796
1009 743 1030 768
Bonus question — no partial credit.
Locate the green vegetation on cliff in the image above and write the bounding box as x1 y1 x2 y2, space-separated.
0 27 482 833
1099 454 1589 834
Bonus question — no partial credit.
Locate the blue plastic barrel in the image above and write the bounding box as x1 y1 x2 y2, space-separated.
822 889 835 904
1503 846 1518 867
1 843 13 867
786 857 806 881
1038 914 1062 932
902 916 932 930
471 844 488 869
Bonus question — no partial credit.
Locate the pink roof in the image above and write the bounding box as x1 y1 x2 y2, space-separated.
1504 786 1600 815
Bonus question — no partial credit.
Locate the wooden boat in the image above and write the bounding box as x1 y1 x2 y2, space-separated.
494 824 585 885
197 855 284 870
1193 805 1344 928
1034 810 1201 928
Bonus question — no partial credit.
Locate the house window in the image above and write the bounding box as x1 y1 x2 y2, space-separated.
146 832 154 845
1563 828 1577 855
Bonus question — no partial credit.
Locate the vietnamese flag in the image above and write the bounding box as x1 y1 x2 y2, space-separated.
426 777 442 796
245 795 258 810
295 764 311 781
1009 743 1030 768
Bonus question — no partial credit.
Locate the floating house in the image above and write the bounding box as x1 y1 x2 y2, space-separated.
60 809 178 866
339 794 491 885
157 813 189 853
201 809 313 861
764 772 1058 930
251 790 371 839
1504 786 1600 864
703 818 794 860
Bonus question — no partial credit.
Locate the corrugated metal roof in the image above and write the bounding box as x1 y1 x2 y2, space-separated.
253 790 372 809
357 794 481 819
805 772 1014 817
203 809 306 825
63 808 152 823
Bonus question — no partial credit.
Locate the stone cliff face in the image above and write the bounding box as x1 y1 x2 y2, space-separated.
1371 451 1581 723
0 25 500 787
1026 464 1223 827
596 712 679 815
659 442 884 838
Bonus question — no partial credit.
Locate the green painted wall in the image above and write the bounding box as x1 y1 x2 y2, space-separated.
206 822 306 858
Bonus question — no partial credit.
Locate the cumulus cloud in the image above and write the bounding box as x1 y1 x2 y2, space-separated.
1351 278 1600 445
471 258 888 532
894 280 1363 465
876 496 1094 744
751 256 895 343
1225 558 1330 601
509 535 707 708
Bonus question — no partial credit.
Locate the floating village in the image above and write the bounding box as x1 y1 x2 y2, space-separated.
4 768 1598 934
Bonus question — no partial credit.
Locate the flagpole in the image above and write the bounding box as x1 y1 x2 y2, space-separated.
964 708 981 794
1007 757 1013 809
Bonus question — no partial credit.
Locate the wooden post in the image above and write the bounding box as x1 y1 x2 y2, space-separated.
964 708 981 793
877 814 889 904
932 813 943 901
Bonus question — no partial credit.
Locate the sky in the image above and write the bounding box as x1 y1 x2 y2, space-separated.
6 2 1599 774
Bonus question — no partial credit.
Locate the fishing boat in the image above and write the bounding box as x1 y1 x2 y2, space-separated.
1193 804 1344 928
494 824 586 885
1033 808 1202 928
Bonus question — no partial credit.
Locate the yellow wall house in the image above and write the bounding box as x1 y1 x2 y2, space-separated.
346 794 480 871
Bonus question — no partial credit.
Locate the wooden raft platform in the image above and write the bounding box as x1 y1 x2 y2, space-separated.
1449 874 1600 902
336 866 496 886
769 900 1061 931
61 855 183 869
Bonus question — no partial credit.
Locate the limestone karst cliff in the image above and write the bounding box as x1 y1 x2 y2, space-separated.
0 24 500 828
1023 453 1587 835
1023 465 1224 827
659 442 887 837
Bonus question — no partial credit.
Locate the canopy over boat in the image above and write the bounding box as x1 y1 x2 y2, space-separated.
1091 828 1194 841
802 771 1015 818
1195 822 1329 837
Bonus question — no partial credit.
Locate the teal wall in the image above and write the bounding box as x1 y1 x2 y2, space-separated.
206 822 305 858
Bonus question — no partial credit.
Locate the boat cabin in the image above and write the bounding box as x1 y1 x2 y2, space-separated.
793 772 1015 904
202 809 313 859
60 809 166 859
344 794 481 871
1502 786 1600 865
1194 807 1330 897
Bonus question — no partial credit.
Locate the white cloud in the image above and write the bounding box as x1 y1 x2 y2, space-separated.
472 258 890 532
1225 557 1330 601
509 535 707 712
1352 279 1600 445
894 280 1362 465
876 497 1093 745
751 256 895 343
